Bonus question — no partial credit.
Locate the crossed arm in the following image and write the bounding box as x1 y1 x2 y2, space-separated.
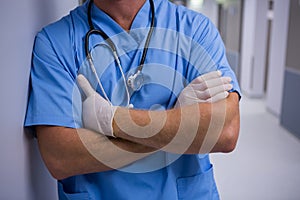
36 92 239 180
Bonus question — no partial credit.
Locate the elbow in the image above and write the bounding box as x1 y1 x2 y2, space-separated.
42 155 70 180
51 168 69 181
218 113 240 153
213 92 240 153
47 161 68 180
219 117 240 153
221 130 239 153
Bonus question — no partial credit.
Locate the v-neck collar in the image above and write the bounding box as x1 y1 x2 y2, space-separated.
87 0 163 58
90 0 151 40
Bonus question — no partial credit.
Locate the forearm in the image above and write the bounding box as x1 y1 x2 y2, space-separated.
210 107 240 153
113 93 240 154
36 126 156 180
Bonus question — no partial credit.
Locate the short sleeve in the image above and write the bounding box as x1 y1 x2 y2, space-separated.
24 30 80 128
189 16 241 99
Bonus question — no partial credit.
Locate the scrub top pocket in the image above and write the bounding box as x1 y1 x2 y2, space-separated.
58 182 90 200
176 164 220 200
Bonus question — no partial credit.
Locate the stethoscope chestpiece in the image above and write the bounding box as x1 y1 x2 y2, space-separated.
127 70 144 91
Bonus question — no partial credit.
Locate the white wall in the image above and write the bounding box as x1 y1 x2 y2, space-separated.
201 0 219 26
251 0 269 97
266 0 290 116
0 0 78 199
240 0 269 97
240 0 256 96
187 0 219 26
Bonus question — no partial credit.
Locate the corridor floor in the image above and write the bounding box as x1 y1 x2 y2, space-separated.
211 97 300 200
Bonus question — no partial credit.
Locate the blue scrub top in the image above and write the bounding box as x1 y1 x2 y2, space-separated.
25 0 241 199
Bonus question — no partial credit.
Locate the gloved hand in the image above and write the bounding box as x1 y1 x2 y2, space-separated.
77 74 117 137
175 71 233 108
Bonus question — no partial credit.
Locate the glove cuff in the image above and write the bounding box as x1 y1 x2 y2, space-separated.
82 95 117 137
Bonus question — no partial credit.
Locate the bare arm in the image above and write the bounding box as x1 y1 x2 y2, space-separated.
36 126 156 180
113 92 240 154
36 93 239 180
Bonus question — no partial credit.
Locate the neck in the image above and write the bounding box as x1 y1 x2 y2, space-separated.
94 0 147 30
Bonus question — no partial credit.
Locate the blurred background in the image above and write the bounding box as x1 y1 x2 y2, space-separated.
0 0 299 199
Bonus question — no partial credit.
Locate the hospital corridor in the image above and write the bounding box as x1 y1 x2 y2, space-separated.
211 96 300 200
1 0 300 199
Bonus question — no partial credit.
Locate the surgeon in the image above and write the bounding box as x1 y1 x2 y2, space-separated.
25 0 241 199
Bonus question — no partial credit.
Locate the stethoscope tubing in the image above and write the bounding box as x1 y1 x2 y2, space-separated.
84 0 155 107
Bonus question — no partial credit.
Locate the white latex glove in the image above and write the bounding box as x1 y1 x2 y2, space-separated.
175 71 233 108
77 74 117 137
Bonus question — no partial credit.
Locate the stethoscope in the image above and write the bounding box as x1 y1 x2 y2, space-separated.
85 0 155 108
